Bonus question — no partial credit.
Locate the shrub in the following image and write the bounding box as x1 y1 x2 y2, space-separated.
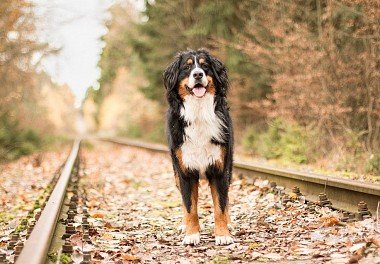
242 118 311 164
241 127 257 153
117 121 166 144
0 113 42 161
146 121 166 143
124 124 143 138
365 154 380 175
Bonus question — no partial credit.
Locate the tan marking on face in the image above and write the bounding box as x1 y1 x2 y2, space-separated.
206 76 216 95
210 182 230 236
175 148 187 172
186 58 193 65
215 146 226 170
199 58 205 64
178 78 191 99
183 181 200 234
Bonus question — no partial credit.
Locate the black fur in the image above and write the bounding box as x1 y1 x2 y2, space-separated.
163 49 233 213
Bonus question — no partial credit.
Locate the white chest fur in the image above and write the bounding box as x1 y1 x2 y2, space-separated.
180 94 225 174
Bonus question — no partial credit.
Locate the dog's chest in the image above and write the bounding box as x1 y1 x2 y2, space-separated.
180 94 224 173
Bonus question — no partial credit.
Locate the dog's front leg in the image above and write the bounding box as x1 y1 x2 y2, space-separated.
208 175 233 245
179 176 200 245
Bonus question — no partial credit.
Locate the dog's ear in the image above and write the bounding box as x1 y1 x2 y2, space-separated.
209 55 229 96
163 54 182 91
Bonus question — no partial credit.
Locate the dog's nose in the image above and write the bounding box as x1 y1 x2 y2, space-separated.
193 71 203 80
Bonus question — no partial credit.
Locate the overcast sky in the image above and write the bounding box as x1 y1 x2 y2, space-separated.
33 0 144 106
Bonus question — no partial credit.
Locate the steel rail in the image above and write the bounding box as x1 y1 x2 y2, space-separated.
103 137 380 213
17 139 81 264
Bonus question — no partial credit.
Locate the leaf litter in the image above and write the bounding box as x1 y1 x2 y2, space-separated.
73 142 380 263
0 149 69 253
2 141 379 263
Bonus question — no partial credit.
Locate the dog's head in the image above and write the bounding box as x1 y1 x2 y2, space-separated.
163 49 228 101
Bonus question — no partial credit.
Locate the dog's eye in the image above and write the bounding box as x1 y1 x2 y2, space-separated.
184 65 191 70
201 64 209 70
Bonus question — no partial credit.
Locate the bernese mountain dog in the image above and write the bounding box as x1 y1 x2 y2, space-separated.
163 49 233 245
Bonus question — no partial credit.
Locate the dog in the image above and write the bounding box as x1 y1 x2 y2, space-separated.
163 49 233 245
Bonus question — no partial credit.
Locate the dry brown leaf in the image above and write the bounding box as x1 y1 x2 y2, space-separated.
289 192 298 200
369 237 380 248
349 243 366 253
92 212 105 218
289 241 299 252
248 243 260 250
122 254 140 261
349 255 360 263
104 222 113 229
102 233 113 240
320 216 339 227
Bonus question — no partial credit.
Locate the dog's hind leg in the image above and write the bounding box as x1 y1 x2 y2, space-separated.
207 167 233 245
179 176 200 245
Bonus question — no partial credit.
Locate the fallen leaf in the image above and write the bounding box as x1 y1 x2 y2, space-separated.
369 237 380 248
92 212 105 218
349 243 366 252
122 254 140 261
262 252 283 260
251 252 262 259
248 243 260 250
320 216 339 227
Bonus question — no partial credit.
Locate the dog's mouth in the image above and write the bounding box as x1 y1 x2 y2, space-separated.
186 82 208 98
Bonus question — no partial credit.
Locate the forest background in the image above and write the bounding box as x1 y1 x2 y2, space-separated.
1 0 379 176
85 0 379 176
0 0 76 160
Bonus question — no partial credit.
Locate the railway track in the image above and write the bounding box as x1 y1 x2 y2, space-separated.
103 137 380 214
2 140 82 264
2 137 379 263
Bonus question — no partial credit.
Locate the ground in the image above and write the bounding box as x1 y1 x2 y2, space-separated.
0 149 69 244
0 141 379 263
73 142 380 263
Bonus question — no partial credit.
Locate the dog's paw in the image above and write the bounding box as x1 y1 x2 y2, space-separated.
182 233 200 245
178 224 186 233
215 235 234 245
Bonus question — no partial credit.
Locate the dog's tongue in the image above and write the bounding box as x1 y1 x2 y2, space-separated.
192 87 206 97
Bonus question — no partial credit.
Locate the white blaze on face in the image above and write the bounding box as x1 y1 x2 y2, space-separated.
187 56 208 98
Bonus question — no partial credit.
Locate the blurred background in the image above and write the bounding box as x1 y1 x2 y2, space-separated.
0 0 379 176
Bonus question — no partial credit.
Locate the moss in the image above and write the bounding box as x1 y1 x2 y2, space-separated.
60 253 72 264
15 224 27 233
47 252 58 262
26 211 34 219
132 180 144 189
44 184 53 194
0 212 15 223
212 256 230 264
33 200 41 210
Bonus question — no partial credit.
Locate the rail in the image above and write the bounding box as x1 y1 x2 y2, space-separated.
103 137 380 213
16 140 81 264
